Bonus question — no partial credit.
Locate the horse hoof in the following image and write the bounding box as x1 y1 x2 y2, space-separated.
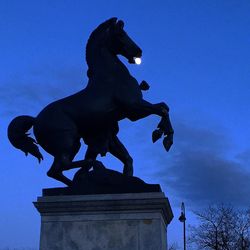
47 169 55 178
123 166 133 177
152 129 163 143
163 136 173 152
47 170 73 186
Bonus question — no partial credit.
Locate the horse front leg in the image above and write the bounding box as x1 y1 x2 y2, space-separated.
125 100 174 151
151 102 174 151
152 114 174 151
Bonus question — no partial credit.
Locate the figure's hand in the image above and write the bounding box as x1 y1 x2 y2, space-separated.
139 80 150 91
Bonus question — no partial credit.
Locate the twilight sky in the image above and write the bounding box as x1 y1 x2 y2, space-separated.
0 0 250 249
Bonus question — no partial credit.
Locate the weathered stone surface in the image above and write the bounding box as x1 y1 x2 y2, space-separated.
34 192 173 250
43 167 161 196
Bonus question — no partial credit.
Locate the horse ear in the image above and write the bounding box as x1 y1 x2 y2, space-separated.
110 17 118 25
117 20 124 30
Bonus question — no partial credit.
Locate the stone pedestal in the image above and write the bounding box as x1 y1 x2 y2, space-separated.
34 192 173 250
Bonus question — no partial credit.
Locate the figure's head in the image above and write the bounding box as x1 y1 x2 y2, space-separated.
106 18 142 64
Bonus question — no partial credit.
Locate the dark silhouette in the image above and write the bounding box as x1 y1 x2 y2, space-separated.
8 18 174 186
43 161 162 196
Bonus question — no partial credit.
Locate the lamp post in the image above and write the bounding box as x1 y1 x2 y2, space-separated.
179 202 186 250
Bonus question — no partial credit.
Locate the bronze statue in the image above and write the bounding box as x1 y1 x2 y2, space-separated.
8 18 174 187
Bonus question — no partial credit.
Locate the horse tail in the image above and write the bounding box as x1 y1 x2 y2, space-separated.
8 115 43 163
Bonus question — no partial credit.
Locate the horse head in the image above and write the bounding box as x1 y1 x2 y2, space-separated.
86 18 143 76
106 18 142 64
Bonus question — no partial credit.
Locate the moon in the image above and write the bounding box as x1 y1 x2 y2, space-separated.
134 57 142 65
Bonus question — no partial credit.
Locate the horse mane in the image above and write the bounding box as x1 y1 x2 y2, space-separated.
85 18 117 69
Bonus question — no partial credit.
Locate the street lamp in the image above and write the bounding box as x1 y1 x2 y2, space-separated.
179 202 186 250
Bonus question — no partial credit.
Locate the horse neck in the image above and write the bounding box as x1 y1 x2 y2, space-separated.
86 43 129 79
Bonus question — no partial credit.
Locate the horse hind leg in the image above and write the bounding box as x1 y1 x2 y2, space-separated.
109 135 133 177
47 156 73 186
47 153 96 186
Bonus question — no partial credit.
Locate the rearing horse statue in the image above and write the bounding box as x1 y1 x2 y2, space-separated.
8 18 174 186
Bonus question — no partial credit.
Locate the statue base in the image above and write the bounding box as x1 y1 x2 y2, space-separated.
34 192 173 250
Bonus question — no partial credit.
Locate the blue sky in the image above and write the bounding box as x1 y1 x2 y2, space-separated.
0 0 250 248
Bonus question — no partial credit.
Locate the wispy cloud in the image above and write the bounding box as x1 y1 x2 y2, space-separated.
0 65 87 117
152 122 250 208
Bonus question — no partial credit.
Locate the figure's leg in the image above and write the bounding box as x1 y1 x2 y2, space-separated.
109 135 133 176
